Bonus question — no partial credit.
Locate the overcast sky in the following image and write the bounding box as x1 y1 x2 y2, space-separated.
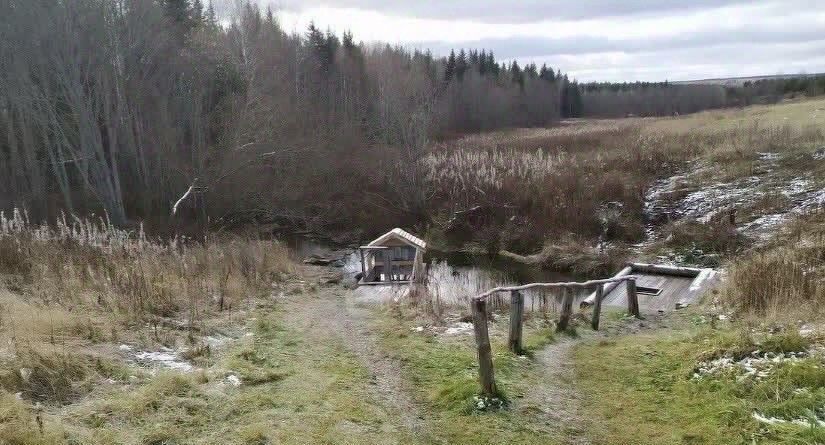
223 0 825 82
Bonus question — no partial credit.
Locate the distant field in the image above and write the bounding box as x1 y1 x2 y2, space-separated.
673 72 825 86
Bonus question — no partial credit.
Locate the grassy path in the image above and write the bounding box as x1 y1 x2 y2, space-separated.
278 279 433 442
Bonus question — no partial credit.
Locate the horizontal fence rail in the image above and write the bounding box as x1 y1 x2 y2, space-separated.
472 275 639 301
470 275 641 396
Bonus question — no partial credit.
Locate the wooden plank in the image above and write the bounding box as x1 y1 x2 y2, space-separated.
383 250 392 282
508 290 524 354
626 279 641 318
557 287 574 332
628 262 701 278
591 284 604 331
473 275 637 301
580 266 633 307
472 298 497 396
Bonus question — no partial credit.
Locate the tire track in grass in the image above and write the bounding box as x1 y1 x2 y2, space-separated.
279 276 433 443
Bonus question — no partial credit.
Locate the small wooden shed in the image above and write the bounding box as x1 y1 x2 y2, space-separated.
581 263 719 312
358 228 426 285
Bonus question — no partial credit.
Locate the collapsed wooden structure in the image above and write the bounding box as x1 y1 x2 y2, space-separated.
469 262 719 396
358 228 426 285
580 262 718 311
470 275 641 396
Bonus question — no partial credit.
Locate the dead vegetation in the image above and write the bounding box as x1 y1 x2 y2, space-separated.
428 100 825 267
722 211 825 318
0 209 293 411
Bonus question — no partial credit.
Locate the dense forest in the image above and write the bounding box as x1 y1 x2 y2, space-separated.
1 0 822 238
0 0 570 233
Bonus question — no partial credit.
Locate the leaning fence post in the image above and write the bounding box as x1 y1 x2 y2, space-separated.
557 287 574 332
591 284 604 331
626 278 641 319
472 298 497 396
508 290 524 354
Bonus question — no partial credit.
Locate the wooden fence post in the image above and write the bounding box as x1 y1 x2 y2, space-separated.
472 298 497 396
508 290 524 354
626 278 641 319
557 287 574 332
591 284 604 331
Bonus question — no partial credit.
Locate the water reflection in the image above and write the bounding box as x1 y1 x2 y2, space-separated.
283 235 591 311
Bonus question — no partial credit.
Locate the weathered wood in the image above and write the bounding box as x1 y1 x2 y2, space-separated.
472 298 497 396
508 290 524 354
473 275 638 301
628 262 701 278
557 287 574 332
626 279 641 318
591 284 604 331
580 266 634 307
383 250 392 282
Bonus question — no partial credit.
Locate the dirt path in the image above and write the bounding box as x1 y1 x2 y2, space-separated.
517 336 594 445
517 313 672 444
280 269 432 442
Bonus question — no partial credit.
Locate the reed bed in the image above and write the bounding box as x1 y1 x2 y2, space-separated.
0 208 293 324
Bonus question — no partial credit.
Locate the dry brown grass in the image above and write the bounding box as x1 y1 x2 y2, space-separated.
426 98 825 258
0 209 293 325
723 212 825 317
0 208 294 406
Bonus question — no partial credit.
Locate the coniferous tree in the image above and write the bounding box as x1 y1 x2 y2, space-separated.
478 50 488 75
510 61 524 89
444 50 456 82
192 0 204 25
205 1 217 28
456 49 468 81
165 0 191 25
469 49 479 67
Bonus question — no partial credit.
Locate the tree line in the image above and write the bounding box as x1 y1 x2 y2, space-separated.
2 0 820 237
576 75 825 118
0 0 573 233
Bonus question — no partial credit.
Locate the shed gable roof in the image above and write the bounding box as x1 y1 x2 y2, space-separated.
367 228 426 250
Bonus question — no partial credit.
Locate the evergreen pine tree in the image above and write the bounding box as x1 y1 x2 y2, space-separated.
478 50 487 75
342 30 356 52
165 0 191 26
444 50 456 82
205 1 217 28
510 61 524 89
192 0 204 25
456 49 468 81
469 49 479 67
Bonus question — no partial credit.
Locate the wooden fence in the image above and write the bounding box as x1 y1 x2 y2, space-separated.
470 276 640 396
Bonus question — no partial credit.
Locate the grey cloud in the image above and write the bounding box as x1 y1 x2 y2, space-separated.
408 28 825 60
229 0 758 22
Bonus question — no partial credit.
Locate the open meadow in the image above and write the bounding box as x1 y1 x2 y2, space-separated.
1 97 824 444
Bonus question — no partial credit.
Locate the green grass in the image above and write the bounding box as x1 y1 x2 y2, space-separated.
574 326 825 445
44 308 415 444
370 306 563 444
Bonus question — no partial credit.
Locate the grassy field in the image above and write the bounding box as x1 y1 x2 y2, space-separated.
574 325 825 444
1 98 825 444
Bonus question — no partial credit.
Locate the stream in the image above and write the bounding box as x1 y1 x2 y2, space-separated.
282 235 590 310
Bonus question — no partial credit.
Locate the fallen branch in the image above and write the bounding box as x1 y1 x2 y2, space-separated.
172 178 198 216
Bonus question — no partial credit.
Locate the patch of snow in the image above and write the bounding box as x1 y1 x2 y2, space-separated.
132 347 194 373
443 322 474 336
752 412 825 428
758 152 780 161
203 335 232 348
689 269 717 291
693 350 811 381
225 374 242 387
119 344 132 351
